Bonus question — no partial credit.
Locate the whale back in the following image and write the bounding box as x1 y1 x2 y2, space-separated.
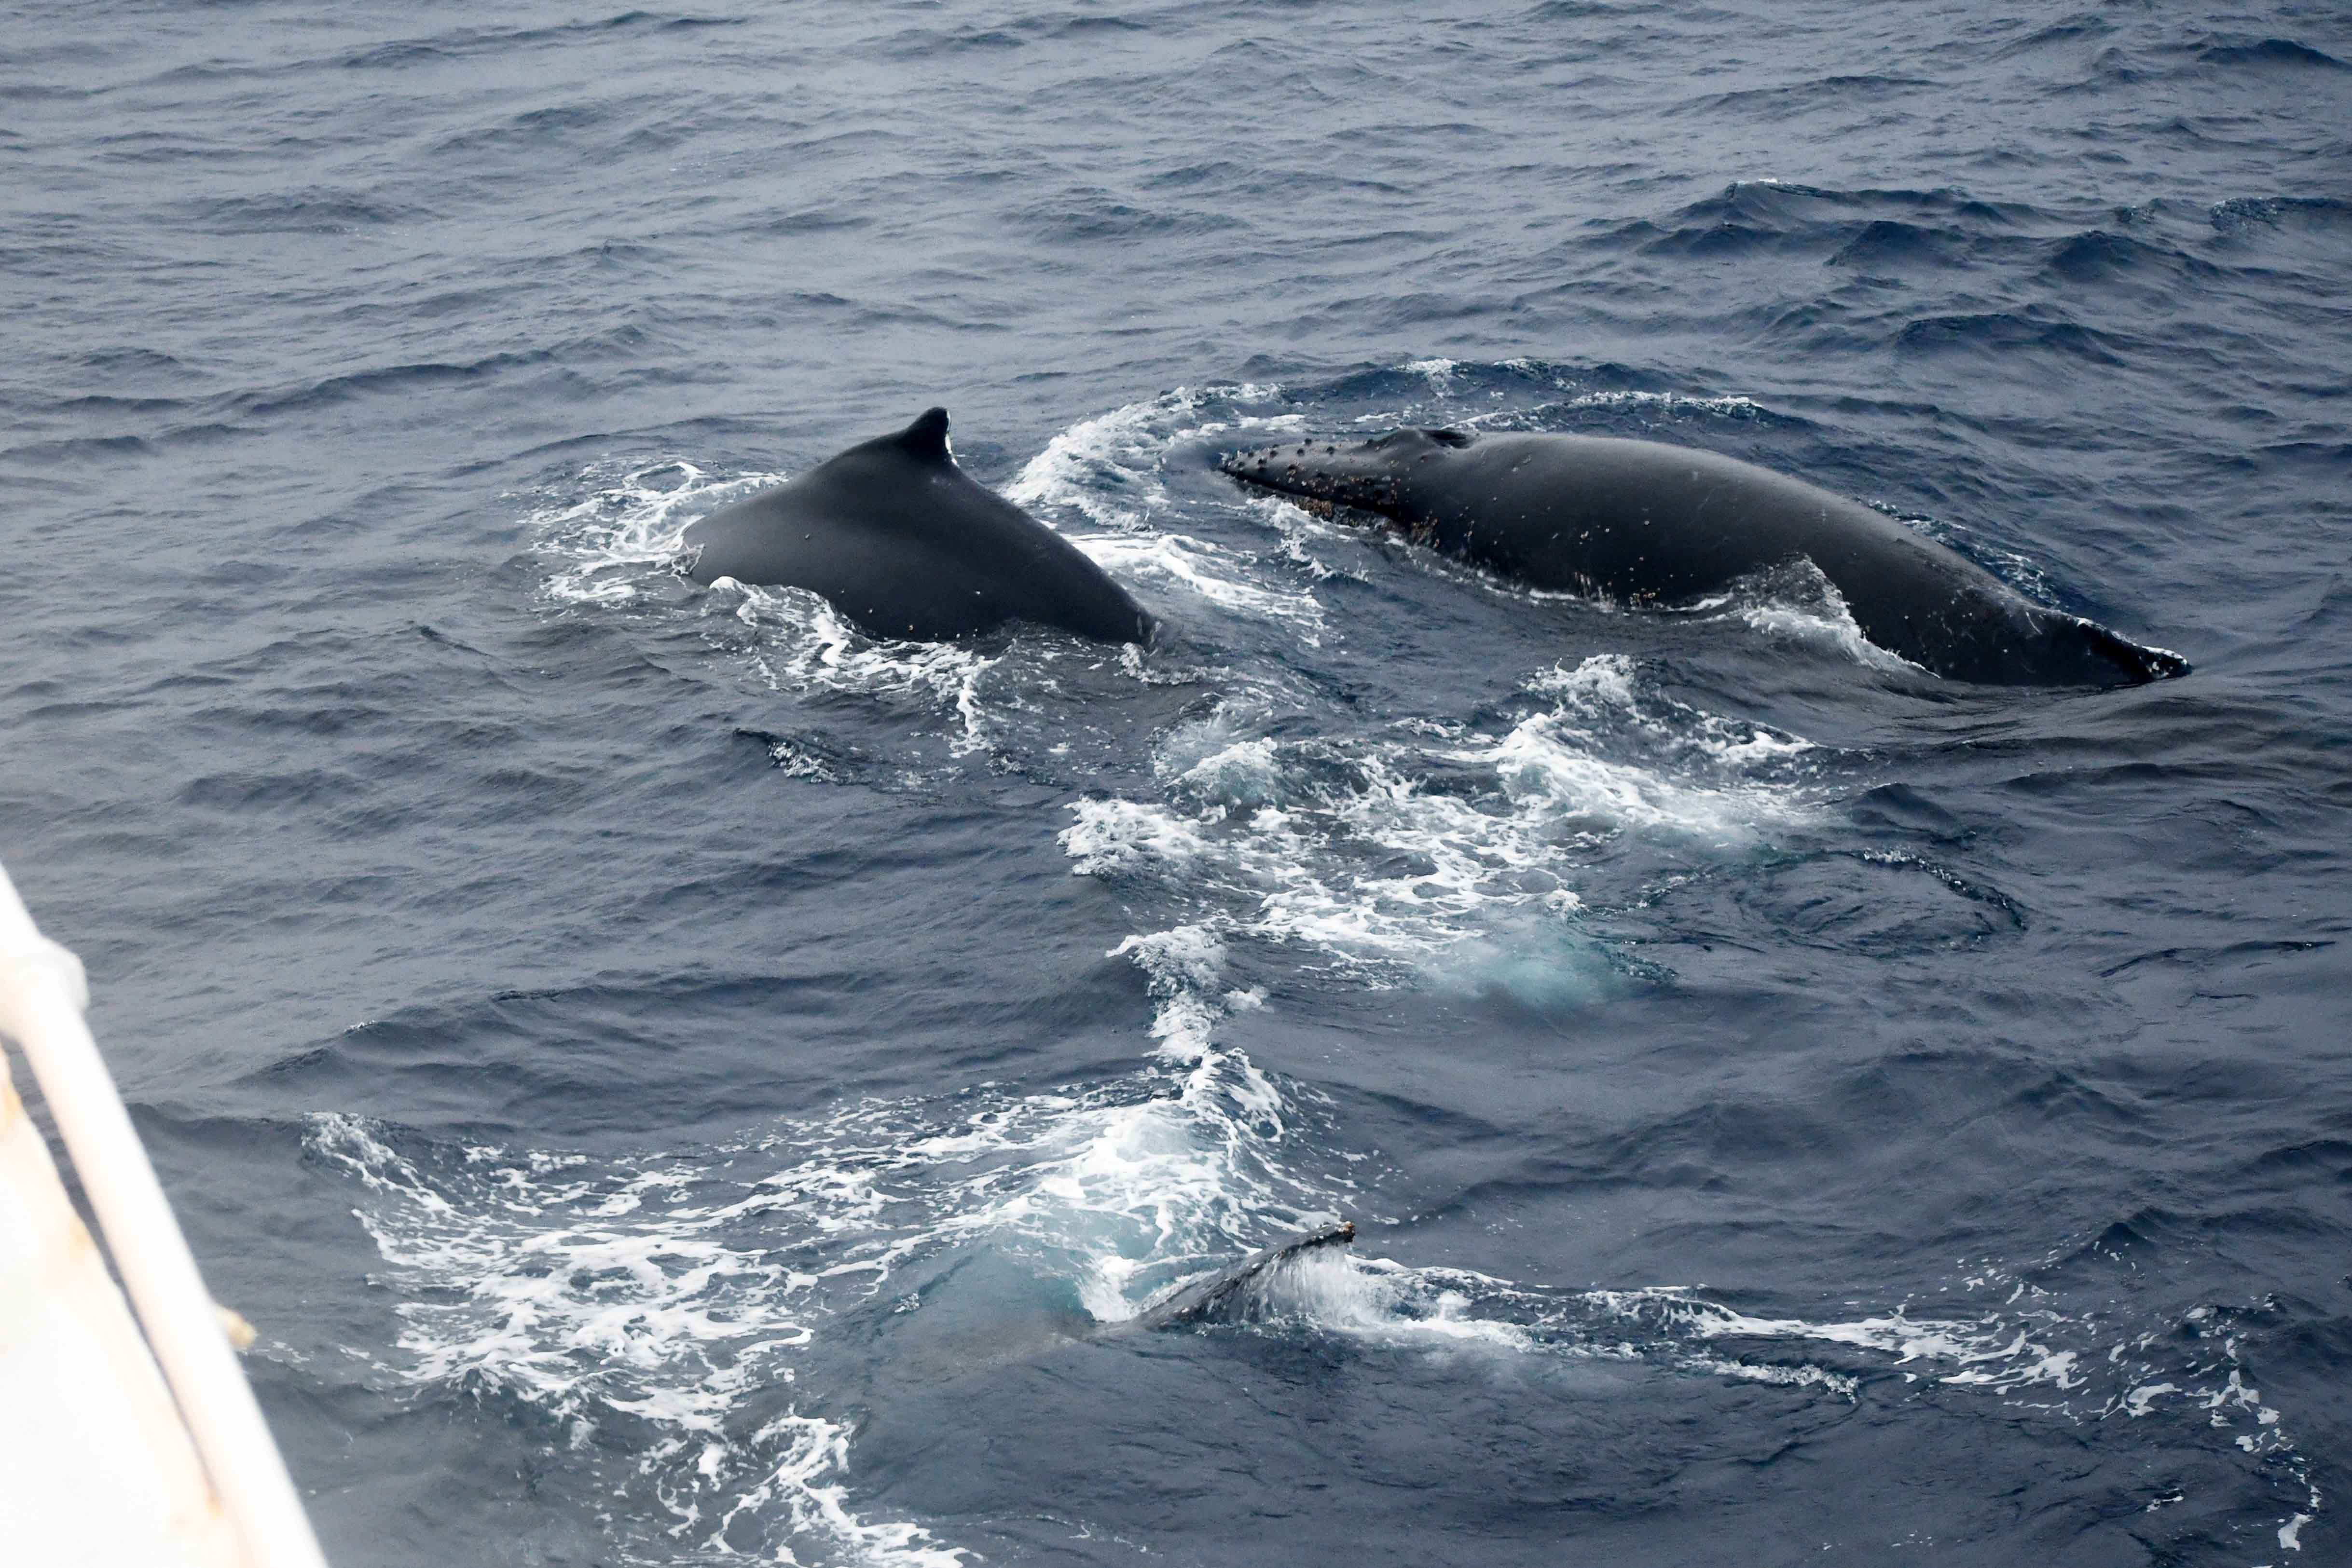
1224 427 2187 687
683 409 1154 644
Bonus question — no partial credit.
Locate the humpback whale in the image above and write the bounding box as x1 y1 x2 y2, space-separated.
1224 426 2187 686
683 408 1155 644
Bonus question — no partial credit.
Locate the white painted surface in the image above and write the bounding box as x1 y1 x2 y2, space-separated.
0 858 325 1568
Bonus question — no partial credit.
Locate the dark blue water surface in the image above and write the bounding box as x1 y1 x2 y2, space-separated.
6 2 2352 1563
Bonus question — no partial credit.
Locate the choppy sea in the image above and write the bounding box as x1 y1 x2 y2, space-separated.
5 2 2351 1564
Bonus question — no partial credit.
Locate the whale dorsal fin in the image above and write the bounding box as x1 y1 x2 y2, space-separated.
896 407 952 462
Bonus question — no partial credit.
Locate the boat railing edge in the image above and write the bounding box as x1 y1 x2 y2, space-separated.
0 855 330 1568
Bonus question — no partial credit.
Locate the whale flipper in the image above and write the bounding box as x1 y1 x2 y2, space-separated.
2067 616 2191 684
1122 1220 1357 1333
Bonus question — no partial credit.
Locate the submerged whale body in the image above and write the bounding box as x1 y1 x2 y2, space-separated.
880 1221 1358 1387
1224 426 2188 686
683 408 1155 644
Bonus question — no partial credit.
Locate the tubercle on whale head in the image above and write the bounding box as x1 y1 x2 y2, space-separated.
1218 424 1472 517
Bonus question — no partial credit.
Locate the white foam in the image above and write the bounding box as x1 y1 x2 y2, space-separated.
1249 1250 1540 1353
1079 529 1325 634
308 1112 967 1566
1557 1269 2319 1541
711 580 1005 756
1558 388 1765 418
306 1003 1335 1564
1586 1287 2063 1379
1482 680 1810 842
1063 655 1816 992
1111 1220 2327 1548
724 1416 970 1568
317 877 2325 1566
1739 601 1921 673
1004 384 1313 525
1401 358 1460 393
530 459 785 607
1005 389 1197 529
1445 389 1766 432
1006 389 1327 634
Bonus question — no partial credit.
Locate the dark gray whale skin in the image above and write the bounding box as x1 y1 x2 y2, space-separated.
1224 426 2188 686
682 408 1155 644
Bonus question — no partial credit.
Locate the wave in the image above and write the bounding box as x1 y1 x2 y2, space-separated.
230 338 643 420
1894 307 2131 365
2193 37 2348 71
336 13 740 73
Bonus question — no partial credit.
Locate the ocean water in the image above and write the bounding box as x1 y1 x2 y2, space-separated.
4 1 2350 1563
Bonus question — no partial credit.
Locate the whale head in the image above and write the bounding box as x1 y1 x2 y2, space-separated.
1221 425 1475 521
